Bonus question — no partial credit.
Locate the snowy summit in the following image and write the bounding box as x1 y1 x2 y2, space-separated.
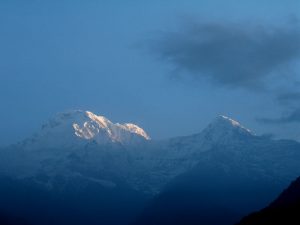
22 110 150 149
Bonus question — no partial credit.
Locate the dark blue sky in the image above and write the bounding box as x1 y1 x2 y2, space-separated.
1 0 300 146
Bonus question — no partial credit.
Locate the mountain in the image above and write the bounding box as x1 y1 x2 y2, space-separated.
19 110 150 150
0 110 156 191
0 110 152 225
132 117 300 225
237 177 300 225
1 111 300 225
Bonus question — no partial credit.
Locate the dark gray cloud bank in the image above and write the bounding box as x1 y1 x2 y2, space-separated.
150 20 300 126
151 21 300 90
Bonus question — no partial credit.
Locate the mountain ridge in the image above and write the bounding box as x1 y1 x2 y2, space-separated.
1 110 300 225
0 110 260 194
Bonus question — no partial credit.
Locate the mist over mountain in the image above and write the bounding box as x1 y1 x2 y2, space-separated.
1 110 300 225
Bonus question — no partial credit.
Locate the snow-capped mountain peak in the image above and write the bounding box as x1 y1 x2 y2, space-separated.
207 115 253 133
215 115 252 133
199 115 255 144
21 110 150 149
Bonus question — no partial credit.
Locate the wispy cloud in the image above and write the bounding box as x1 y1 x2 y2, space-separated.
258 90 300 124
258 108 300 124
150 21 300 90
277 91 300 105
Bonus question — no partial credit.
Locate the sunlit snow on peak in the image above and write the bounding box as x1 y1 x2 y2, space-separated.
68 110 151 144
85 111 112 129
72 110 151 142
205 115 254 137
122 123 151 140
22 110 150 149
218 115 252 133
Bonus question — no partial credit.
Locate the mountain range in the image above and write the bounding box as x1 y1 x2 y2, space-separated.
0 110 300 225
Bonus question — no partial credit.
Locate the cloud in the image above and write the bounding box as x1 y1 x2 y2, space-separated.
259 91 300 124
258 108 300 124
277 91 300 105
150 21 300 89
